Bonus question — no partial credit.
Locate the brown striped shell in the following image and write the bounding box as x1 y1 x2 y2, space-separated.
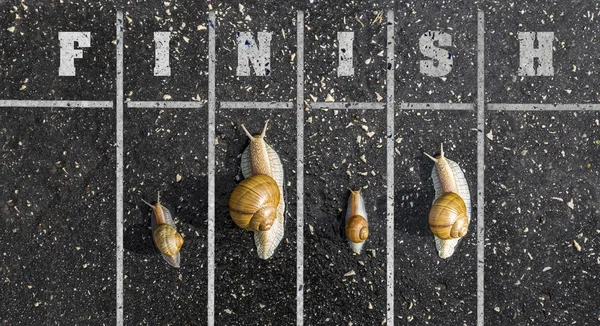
153 224 184 256
346 215 369 243
428 192 468 240
229 174 280 232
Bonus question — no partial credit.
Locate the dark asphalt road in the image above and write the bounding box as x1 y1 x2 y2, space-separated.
1 0 599 325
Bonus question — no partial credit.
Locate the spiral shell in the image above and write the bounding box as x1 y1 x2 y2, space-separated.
153 224 185 256
346 215 369 243
429 192 468 240
229 174 281 232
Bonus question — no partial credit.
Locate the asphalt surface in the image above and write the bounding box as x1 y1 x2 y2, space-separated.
123 1 208 324
1 1 117 325
393 1 478 324
303 2 388 325
484 2 600 325
1 0 599 325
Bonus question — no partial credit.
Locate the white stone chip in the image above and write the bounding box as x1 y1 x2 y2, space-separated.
567 199 574 209
573 240 581 252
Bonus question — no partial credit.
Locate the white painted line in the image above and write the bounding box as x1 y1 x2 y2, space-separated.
386 10 395 326
116 10 124 326
219 101 293 109
337 31 354 77
296 10 305 326
0 100 113 108
153 32 172 76
127 101 205 109
207 11 216 326
397 102 474 110
477 9 485 326
488 103 600 111
310 102 384 110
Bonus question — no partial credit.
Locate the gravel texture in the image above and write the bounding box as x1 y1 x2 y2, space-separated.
1 0 600 325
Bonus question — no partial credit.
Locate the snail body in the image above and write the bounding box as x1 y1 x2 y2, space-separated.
143 193 183 268
425 144 471 259
345 189 369 254
229 120 285 259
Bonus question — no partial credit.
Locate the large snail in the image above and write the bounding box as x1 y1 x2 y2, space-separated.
424 144 471 259
345 189 369 254
228 120 285 259
142 193 184 268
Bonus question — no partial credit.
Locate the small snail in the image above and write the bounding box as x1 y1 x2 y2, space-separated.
345 189 369 254
142 193 184 268
424 144 471 259
228 120 285 259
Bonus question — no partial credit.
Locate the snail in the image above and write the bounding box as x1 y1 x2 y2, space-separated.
228 120 285 259
345 189 369 254
142 193 184 268
424 144 471 259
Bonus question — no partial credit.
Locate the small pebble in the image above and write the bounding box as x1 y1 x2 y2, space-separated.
573 240 581 252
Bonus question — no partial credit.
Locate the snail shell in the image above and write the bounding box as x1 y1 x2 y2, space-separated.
143 192 183 268
153 224 184 257
345 189 368 254
229 174 280 231
424 144 471 259
429 192 468 240
235 120 285 259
